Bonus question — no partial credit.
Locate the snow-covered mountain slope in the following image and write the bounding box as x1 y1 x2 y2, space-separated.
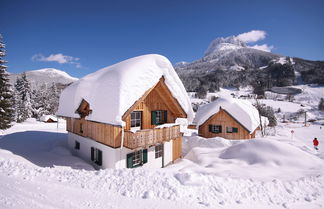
204 36 246 56
176 35 279 73
9 68 78 89
175 34 324 91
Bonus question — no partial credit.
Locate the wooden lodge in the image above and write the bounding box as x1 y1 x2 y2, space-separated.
194 97 261 140
57 55 193 169
198 107 256 139
65 76 185 152
62 77 187 168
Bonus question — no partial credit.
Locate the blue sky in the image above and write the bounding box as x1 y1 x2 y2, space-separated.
1 0 324 78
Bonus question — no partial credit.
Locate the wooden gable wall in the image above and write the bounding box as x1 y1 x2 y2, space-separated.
198 108 255 140
123 77 187 131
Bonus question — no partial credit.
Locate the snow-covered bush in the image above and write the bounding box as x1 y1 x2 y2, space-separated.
254 102 277 127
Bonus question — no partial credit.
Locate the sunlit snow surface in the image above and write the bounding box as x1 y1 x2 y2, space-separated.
1 84 324 209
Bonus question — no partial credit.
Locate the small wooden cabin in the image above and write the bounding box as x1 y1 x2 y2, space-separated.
57 54 193 169
40 115 58 123
194 97 260 140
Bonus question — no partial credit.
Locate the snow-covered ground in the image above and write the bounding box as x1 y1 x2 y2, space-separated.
0 117 324 209
1 85 324 209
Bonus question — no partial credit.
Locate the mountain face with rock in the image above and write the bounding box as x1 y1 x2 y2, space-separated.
175 36 324 94
8 68 78 90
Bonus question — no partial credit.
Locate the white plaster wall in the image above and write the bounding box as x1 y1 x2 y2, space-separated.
68 133 171 169
164 140 173 166
68 133 120 169
142 146 163 169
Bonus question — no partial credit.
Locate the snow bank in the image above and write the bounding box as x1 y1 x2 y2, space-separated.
193 97 260 133
57 54 193 125
219 139 320 167
175 135 324 180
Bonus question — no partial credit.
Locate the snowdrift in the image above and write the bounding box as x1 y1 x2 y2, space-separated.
219 139 320 167
176 137 324 179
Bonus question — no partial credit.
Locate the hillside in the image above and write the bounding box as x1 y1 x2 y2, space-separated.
175 36 324 93
8 68 78 89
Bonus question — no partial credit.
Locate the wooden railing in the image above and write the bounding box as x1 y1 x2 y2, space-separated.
124 125 181 149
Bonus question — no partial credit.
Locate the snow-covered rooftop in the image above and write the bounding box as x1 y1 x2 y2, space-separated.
193 97 260 133
57 54 193 125
40 115 58 122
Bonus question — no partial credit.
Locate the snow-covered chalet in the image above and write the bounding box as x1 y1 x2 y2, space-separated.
193 97 262 140
57 54 193 169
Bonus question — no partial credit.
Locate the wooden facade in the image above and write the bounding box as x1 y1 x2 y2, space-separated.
65 77 185 158
122 77 186 131
66 118 122 148
198 108 257 140
172 137 182 161
124 125 181 149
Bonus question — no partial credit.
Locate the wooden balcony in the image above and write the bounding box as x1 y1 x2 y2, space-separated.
123 125 181 149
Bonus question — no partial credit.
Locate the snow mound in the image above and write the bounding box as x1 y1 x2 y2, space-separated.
175 136 324 180
57 54 193 125
193 97 260 133
219 139 320 167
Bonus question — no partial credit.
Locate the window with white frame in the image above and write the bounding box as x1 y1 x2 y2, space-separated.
151 110 167 125
226 127 238 133
133 150 143 167
91 147 102 166
155 144 163 158
209 125 222 133
126 149 148 168
131 111 142 128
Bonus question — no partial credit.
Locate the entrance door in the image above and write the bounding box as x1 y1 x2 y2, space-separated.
172 137 182 161
131 111 142 132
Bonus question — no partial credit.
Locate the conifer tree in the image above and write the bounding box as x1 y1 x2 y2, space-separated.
14 72 33 122
0 34 15 129
48 82 59 114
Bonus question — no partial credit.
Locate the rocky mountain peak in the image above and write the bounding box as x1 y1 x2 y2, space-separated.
204 36 247 56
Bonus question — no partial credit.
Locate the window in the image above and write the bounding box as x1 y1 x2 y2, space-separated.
151 110 167 125
209 125 222 133
80 123 83 134
126 149 148 168
133 150 143 167
226 127 238 133
74 141 80 150
91 147 102 166
131 111 142 128
155 144 163 158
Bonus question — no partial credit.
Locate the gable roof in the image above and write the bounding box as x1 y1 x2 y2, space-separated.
193 97 260 133
57 54 193 126
40 115 58 122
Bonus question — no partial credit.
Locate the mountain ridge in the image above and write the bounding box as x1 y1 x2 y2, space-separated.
174 35 324 93
8 68 78 89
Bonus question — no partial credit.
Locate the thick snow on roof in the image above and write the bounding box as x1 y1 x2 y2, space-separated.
193 97 260 133
40 115 58 122
57 54 193 125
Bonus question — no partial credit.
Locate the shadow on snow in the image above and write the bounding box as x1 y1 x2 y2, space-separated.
0 131 93 170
